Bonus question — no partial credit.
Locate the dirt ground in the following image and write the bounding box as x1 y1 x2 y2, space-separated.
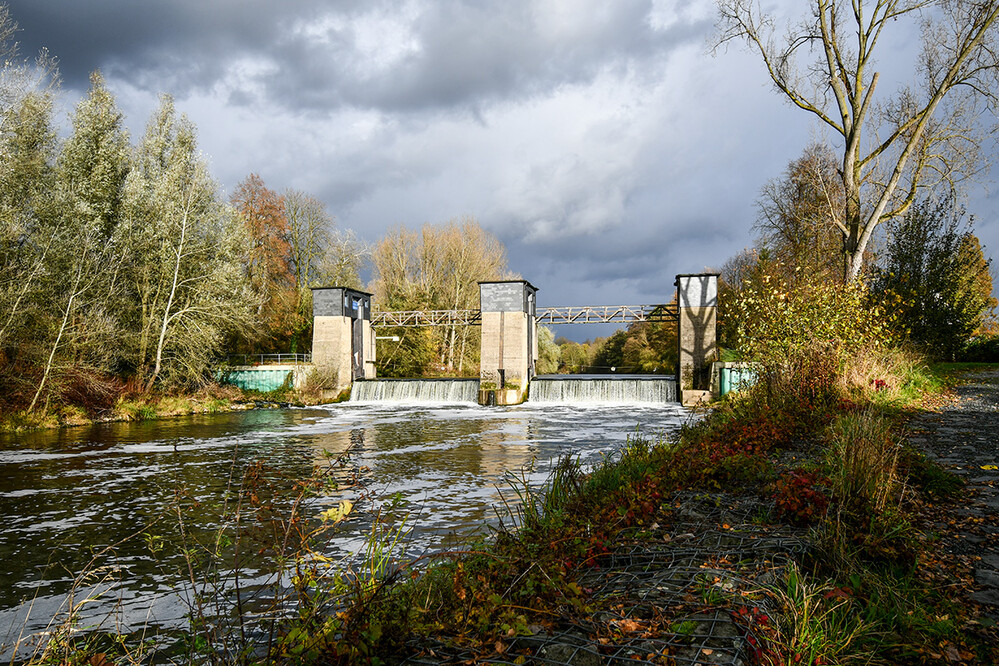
906 369 999 622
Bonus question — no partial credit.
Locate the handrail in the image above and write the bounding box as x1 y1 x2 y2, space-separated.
370 304 678 327
223 353 313 366
536 304 677 324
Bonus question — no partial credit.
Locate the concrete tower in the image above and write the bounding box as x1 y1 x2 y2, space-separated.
478 280 538 405
675 273 719 405
311 287 376 392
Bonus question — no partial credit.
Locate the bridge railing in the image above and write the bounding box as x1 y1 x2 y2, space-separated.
537 304 677 325
371 304 678 327
372 309 482 327
223 353 313 366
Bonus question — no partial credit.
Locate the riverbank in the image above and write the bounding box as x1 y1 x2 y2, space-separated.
287 356 999 664
0 382 340 433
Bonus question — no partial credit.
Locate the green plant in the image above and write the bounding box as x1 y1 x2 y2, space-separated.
767 564 875 665
902 449 965 499
825 410 900 513
119 400 156 421
731 269 898 363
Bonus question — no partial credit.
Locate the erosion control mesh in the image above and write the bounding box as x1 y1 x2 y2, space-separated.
401 492 810 665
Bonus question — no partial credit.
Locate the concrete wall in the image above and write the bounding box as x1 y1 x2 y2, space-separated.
676 274 719 401
479 281 538 404
312 314 353 389
480 311 532 388
362 319 376 379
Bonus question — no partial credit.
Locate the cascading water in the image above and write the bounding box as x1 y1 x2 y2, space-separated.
529 374 677 404
350 378 480 403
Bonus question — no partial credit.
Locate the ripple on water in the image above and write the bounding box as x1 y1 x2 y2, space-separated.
0 401 690 652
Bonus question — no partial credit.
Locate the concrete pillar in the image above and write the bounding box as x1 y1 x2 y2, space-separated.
311 287 376 392
675 273 719 405
478 280 538 405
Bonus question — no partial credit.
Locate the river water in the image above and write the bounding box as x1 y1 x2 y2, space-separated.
0 399 688 656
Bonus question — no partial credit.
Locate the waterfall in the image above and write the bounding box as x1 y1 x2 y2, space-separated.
529 375 677 404
351 379 480 403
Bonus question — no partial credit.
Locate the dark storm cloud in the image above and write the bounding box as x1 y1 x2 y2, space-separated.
262 1 707 112
6 1 709 113
5 0 285 90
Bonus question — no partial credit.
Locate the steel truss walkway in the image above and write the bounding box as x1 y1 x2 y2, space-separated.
371 304 677 327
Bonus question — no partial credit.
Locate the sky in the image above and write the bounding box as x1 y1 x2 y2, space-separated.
6 0 999 341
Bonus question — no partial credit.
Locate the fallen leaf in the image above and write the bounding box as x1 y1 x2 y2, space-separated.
617 619 641 632
319 499 354 523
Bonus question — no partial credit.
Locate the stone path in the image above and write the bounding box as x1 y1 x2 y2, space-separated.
906 369 999 617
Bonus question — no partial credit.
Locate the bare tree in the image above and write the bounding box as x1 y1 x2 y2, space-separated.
756 143 846 280
370 217 514 375
716 0 999 279
284 189 330 288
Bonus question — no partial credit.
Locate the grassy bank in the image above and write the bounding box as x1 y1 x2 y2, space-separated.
0 380 346 433
11 353 999 664
268 349 996 664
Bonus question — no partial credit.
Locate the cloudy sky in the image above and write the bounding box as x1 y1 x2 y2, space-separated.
6 1 998 340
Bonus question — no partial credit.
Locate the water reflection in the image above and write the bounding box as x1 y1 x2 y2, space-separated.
0 402 688 650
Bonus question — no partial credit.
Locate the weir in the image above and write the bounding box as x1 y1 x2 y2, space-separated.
351 378 480 403
530 375 677 404
303 273 719 405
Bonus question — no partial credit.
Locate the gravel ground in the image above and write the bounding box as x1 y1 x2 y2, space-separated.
906 369 999 615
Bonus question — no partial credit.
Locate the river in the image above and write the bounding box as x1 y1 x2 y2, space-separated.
0 399 689 658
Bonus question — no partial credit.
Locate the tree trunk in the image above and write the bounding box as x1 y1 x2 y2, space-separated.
29 246 88 412
146 203 190 392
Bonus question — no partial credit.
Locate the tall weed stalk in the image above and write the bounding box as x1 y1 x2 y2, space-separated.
825 410 902 514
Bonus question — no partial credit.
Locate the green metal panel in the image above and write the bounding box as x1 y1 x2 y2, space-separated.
217 369 293 392
720 367 731 395
719 366 757 396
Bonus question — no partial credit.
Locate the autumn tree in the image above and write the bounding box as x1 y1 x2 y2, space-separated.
0 11 65 409
756 143 844 281
28 72 133 411
870 195 995 358
536 325 561 374
231 174 297 353
587 318 678 375
0 4 59 354
716 0 999 279
557 338 596 373
370 217 514 376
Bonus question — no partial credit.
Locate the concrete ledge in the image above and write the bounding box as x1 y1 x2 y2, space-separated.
681 389 712 407
478 388 525 406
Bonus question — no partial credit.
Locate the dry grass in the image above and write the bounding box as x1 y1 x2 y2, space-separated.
825 409 902 513
837 345 931 404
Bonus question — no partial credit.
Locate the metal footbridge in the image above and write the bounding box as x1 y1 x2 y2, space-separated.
371 303 678 327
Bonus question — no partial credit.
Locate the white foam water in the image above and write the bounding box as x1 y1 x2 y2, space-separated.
351 378 480 403
529 374 677 404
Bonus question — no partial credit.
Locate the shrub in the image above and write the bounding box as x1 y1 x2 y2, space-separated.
731 269 898 363
960 333 999 362
774 470 831 526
